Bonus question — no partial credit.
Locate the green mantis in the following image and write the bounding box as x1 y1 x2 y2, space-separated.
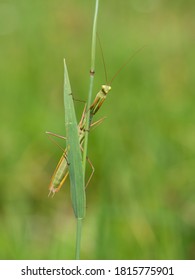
48 47 143 196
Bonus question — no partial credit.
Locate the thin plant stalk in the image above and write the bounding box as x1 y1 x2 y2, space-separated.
82 0 99 178
76 0 99 259
76 218 83 260
77 0 99 258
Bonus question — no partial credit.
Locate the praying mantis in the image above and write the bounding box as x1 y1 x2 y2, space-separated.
47 47 143 196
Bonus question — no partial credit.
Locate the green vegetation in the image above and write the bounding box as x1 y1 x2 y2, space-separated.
0 0 194 259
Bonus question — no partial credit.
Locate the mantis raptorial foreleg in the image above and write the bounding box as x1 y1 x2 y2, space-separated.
46 131 67 152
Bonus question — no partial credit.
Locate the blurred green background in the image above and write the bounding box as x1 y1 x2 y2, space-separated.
0 0 194 259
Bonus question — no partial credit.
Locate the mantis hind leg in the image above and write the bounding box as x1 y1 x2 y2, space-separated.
80 145 95 188
46 131 69 163
85 155 95 188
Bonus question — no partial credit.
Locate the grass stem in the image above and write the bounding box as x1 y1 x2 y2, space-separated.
75 0 99 259
75 218 83 260
83 0 99 178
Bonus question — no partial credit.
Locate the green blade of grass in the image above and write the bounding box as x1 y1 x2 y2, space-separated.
63 59 86 220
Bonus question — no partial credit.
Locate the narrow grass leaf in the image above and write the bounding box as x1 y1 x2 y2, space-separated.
63 59 86 219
